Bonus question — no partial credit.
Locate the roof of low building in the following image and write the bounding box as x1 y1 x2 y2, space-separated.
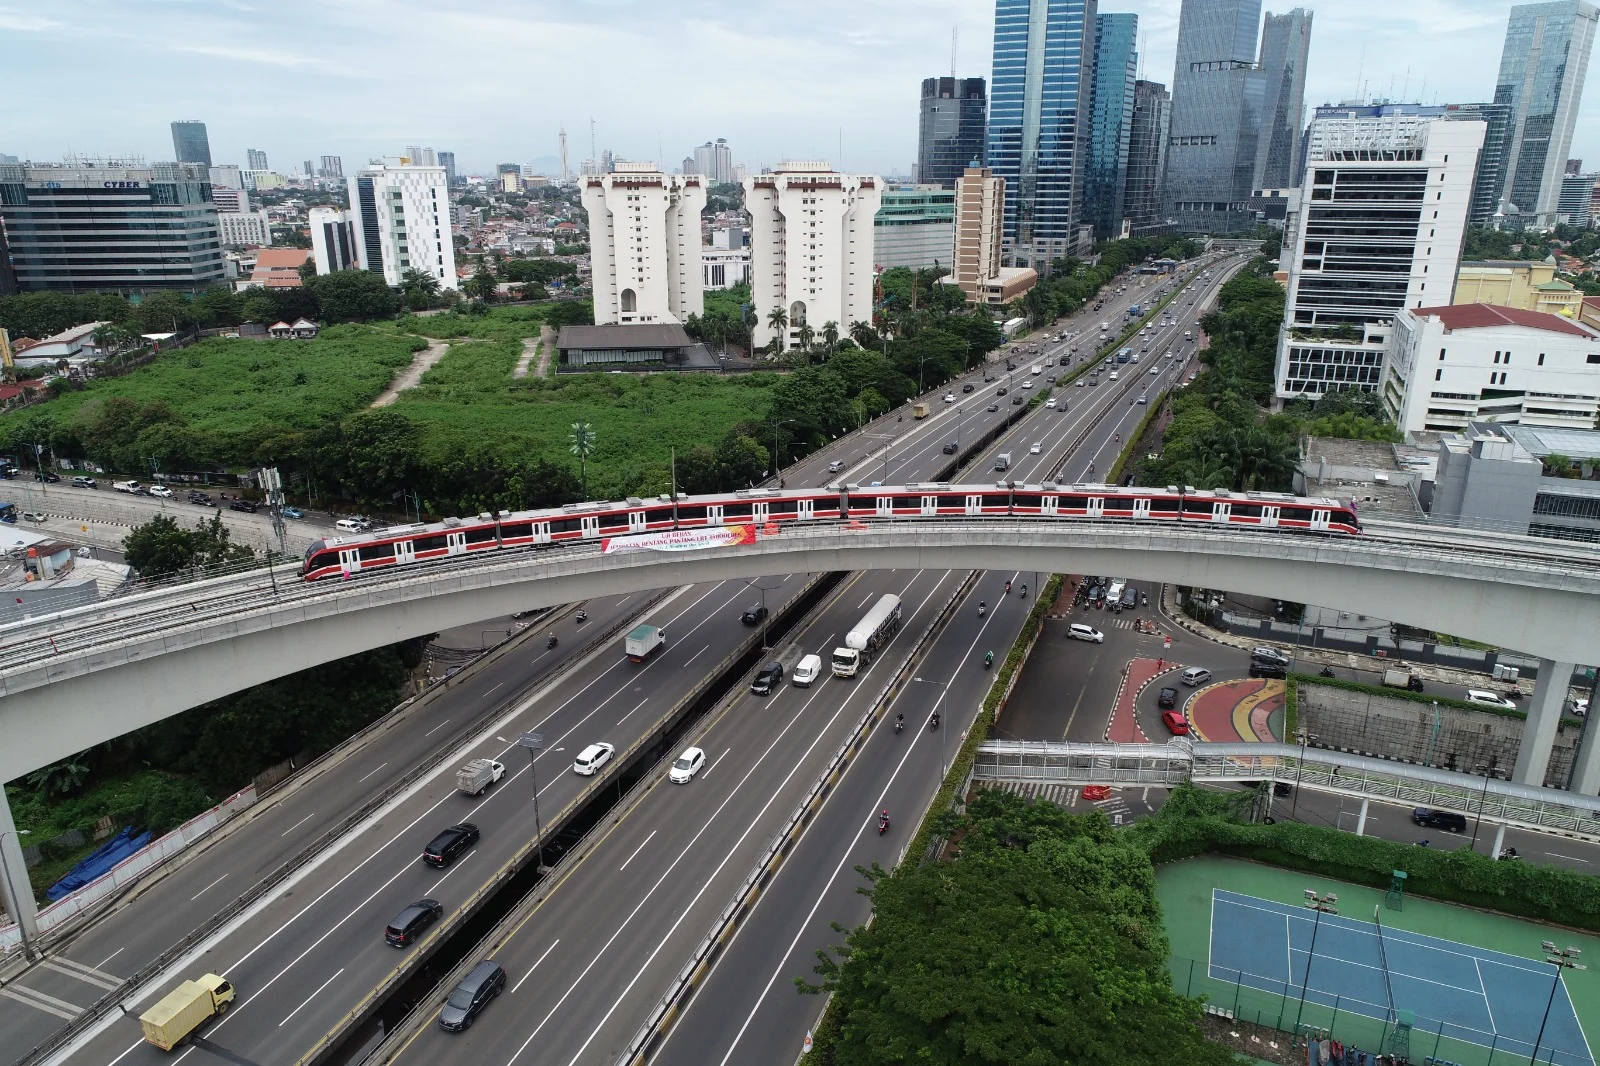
1412 302 1596 338
557 323 694 350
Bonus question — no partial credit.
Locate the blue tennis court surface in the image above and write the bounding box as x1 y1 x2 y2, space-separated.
1210 890 1594 1066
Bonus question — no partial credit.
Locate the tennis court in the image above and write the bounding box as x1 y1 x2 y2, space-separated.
1209 889 1594 1066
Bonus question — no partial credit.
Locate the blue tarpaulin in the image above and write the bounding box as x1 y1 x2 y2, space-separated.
46 826 153 901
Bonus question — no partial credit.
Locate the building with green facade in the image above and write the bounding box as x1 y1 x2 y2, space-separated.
872 185 955 271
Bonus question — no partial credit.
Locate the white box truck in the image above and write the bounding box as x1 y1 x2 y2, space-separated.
456 758 505 796
139 974 235 1050
625 623 666 662
832 594 903 678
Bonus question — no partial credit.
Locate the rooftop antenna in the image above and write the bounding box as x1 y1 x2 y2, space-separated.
1401 66 1411 103
589 118 597 167
951 26 958 80
1354 46 1365 102
559 126 569 181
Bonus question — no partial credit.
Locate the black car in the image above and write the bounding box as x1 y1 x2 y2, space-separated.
438 960 506 1032
228 499 259 513
188 491 214 506
961 383 975 393
996 386 1007 395
1059 356 1071 366
386 898 444 947
942 442 958 454
740 603 768 626
1412 807 1467 833
1249 661 1289 680
1157 687 1178 709
750 661 784 695
986 403 999 412
983 374 996 383
33 471 60 483
422 823 480 867
1011 396 1025 405
1006 363 1016 371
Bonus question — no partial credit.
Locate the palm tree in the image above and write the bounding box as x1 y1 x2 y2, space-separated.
401 268 439 310
568 421 596 498
765 307 788 352
796 323 816 358
821 321 839 358
849 320 875 348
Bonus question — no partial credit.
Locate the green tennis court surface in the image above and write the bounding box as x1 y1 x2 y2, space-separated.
1160 858 1600 1066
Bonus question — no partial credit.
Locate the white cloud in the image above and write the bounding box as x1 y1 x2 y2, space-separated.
0 7 59 30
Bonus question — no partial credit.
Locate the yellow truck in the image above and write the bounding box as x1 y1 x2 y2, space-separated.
912 401 930 419
139 973 235 1050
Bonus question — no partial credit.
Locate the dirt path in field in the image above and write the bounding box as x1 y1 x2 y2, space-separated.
371 338 449 406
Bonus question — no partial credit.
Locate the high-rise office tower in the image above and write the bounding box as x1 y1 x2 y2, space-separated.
988 0 1098 265
917 77 988 189
692 139 735 185
1085 13 1138 238
348 158 457 289
1124 80 1171 226
246 148 268 171
303 159 315 179
405 146 437 167
1494 2 1599 225
743 162 880 350
437 151 456 185
1164 0 1264 232
1441 102 1514 224
171 121 212 167
1274 115 1484 403
309 207 360 273
320 155 344 180
1253 9 1312 191
1558 169 1598 222
583 162 706 325
0 161 224 293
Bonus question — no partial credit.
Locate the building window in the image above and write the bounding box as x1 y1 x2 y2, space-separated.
1435 369 1442 381
1439 349 1446 360
1539 353 1546 365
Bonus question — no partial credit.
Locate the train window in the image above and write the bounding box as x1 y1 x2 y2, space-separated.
1012 493 1042 510
414 534 448 552
465 526 498 544
646 508 674 525
1149 498 1180 513
677 506 707 520
1182 499 1213 517
768 499 797 515
358 542 394 562
723 502 752 519
547 518 579 535
598 513 630 533
981 494 1010 508
1281 507 1313 523
1230 504 1262 519
309 551 338 572
504 521 537 538
1059 495 1088 509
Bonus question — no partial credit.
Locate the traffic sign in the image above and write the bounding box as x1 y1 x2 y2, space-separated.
519 731 543 750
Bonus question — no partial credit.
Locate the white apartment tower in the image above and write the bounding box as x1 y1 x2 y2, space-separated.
1274 118 1484 403
744 162 881 351
954 166 1004 300
348 158 458 290
582 162 707 325
309 207 360 274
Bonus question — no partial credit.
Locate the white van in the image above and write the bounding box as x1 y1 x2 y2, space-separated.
792 654 823 687
1067 623 1104 644
335 517 368 533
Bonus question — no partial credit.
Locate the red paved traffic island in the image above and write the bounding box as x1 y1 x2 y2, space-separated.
1185 678 1284 742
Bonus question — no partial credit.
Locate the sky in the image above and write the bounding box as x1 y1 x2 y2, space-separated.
4 0 1595 180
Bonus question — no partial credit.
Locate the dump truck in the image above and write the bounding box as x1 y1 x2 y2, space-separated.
456 758 505 796
139 973 235 1050
831 594 903 678
1382 668 1425 692
624 623 666 662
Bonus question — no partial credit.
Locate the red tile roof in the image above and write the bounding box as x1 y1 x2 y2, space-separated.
1413 303 1595 338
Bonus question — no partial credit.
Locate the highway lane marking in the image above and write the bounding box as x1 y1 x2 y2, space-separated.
280 968 344 1026
858 593 872 608
424 718 452 737
95 947 124 969
42 958 121 990
190 873 229 901
427 851 475 896
704 748 731 778
280 812 317 837
683 644 709 668
617 596 630 606
485 682 504 696
510 940 561 995
618 831 657 872
616 697 650 725
1547 852 1590 863
357 762 388 783
545 571 959 1066
0 985 80 1020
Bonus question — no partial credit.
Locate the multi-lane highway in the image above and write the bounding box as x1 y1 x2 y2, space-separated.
17 250 1245 1066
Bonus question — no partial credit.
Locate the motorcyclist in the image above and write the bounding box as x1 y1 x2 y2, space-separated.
985 650 995 668
930 711 941 729
895 713 904 733
547 632 558 647
978 600 986 616
1115 433 1121 443
1005 580 1012 595
1020 583 1027 598
576 609 588 623
878 809 891 833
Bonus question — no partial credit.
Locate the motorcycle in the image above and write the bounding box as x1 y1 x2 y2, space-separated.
878 813 891 835
576 610 588 624
894 715 904 734
978 601 987 617
547 634 559 649
1319 666 1335 678
1019 584 1027 600
984 650 994 670
929 712 941 731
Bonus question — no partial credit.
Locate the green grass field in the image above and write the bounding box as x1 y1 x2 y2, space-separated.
1159 856 1600 1066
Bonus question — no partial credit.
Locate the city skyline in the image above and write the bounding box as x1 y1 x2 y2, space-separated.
4 0 1596 179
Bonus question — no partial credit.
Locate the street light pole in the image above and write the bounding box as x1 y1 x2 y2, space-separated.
1531 943 1586 1066
1290 729 1317 819
1471 756 1498 852
519 732 546 873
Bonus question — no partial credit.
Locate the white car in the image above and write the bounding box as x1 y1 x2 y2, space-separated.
1149 366 1160 375
1045 398 1058 409
943 393 956 403
1465 690 1519 710
1021 379 1033 389
1031 365 1043 374
573 742 615 775
149 485 174 498
1067 623 1104 644
1575 698 1589 717
1030 442 1042 454
669 746 705 783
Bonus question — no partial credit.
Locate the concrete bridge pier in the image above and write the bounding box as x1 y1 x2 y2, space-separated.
1568 673 1600 795
1512 659 1575 787
0 789 38 956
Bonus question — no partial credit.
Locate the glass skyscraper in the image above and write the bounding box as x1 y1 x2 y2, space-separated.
170 121 212 168
1442 102 1515 224
1124 79 1171 227
917 77 988 188
1494 1 1599 224
988 0 1097 265
1253 9 1312 191
1084 13 1138 239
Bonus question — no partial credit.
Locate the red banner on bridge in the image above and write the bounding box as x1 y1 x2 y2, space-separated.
600 524 757 555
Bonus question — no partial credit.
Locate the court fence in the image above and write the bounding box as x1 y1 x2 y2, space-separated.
1170 956 1591 1066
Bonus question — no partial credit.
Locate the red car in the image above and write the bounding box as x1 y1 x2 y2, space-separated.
1161 710 1190 735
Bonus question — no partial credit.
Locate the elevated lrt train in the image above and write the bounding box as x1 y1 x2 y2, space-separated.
301 483 1362 581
